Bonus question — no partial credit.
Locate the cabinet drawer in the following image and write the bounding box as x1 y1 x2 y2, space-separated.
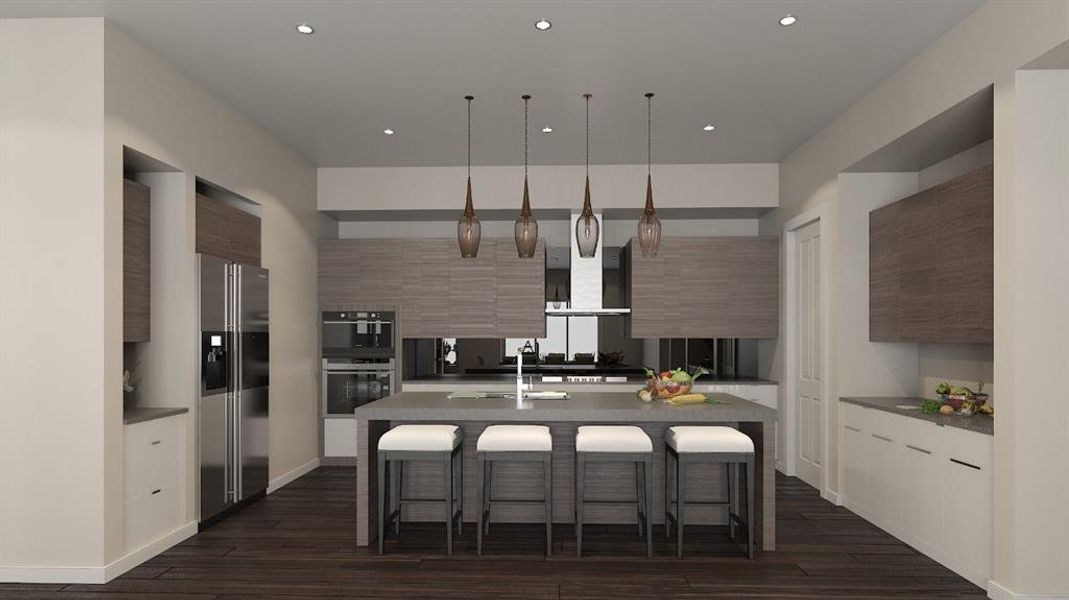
945 426 991 471
126 416 182 492
841 402 868 431
125 483 180 551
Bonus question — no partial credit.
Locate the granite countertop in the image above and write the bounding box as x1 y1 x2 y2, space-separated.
123 406 189 425
840 397 992 436
356 391 777 423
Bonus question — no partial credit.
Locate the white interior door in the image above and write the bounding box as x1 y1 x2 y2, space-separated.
794 220 823 488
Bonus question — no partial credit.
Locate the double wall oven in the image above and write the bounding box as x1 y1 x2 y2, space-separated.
322 311 396 415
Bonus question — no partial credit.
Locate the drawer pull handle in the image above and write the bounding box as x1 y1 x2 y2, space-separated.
949 458 982 471
906 444 932 455
151 440 162 446
151 488 162 495
844 425 861 433
872 434 893 443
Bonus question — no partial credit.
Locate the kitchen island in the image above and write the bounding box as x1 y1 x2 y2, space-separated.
354 391 777 550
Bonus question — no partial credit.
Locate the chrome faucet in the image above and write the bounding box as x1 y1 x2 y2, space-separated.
516 341 536 400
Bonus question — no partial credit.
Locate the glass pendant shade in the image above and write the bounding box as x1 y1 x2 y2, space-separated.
576 177 600 258
457 177 481 258
637 174 662 257
515 176 539 258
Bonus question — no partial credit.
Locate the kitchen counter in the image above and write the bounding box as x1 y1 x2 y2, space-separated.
840 397 992 436
123 406 188 425
406 374 777 384
353 391 777 550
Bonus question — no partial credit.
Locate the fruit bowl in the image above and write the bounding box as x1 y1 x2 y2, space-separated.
646 379 694 399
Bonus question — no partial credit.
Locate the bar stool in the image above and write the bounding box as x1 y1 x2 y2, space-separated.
476 424 553 556
377 424 463 555
574 425 653 557
664 425 755 559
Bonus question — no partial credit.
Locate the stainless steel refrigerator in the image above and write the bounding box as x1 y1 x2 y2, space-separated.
197 254 269 525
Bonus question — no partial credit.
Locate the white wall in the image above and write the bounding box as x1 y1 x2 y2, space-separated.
0 17 109 572
998 67 1069 596
319 163 778 212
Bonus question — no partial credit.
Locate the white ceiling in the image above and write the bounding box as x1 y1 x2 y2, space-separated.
1 0 984 167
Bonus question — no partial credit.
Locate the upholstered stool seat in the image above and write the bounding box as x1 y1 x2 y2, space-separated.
476 424 552 452
574 425 654 557
666 425 755 454
576 425 653 453
665 425 756 559
379 424 461 452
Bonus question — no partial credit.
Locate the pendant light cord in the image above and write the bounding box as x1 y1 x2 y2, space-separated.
465 95 473 179
646 92 653 176
522 95 530 176
585 94 590 176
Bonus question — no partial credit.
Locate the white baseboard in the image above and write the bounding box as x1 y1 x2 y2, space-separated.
0 521 196 584
823 489 845 506
104 521 197 582
267 457 320 494
988 581 1069 600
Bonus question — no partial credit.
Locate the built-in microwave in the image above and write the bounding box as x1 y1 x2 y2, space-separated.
322 311 394 358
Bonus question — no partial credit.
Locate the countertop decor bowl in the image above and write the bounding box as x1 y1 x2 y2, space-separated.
646 379 694 399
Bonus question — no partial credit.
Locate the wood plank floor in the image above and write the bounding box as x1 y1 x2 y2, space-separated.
1 467 986 599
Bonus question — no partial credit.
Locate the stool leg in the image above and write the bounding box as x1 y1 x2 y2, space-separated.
392 460 402 535
676 453 686 559
544 453 553 557
746 455 756 560
576 453 585 557
664 449 672 539
635 461 643 538
476 453 485 556
727 462 736 541
484 460 493 535
643 456 653 558
377 454 386 555
456 448 463 536
444 453 453 556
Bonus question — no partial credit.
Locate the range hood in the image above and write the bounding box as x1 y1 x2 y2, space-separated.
545 212 630 316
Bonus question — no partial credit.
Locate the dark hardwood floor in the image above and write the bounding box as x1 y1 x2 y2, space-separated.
0 467 986 599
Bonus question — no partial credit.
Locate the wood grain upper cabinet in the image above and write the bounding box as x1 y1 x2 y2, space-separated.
195 193 261 266
868 165 992 343
123 179 151 342
495 239 546 338
318 239 404 311
320 238 546 338
627 237 779 339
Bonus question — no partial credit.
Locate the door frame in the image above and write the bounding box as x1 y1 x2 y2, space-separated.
782 205 832 501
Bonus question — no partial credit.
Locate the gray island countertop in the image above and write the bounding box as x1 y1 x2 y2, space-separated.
840 396 992 436
357 390 778 422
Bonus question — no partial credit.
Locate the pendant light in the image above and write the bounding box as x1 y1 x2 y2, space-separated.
637 92 662 257
514 94 539 258
457 95 481 258
575 93 600 258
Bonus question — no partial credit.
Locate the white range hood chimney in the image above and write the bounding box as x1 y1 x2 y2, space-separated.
545 212 630 317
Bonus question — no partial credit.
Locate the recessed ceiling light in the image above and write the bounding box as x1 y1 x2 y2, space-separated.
541 126 553 133
534 19 552 31
295 23 314 34
779 14 797 27
383 128 395 135
703 124 716 132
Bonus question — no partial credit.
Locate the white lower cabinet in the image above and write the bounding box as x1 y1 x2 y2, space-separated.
840 402 991 589
124 414 185 552
324 417 358 457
